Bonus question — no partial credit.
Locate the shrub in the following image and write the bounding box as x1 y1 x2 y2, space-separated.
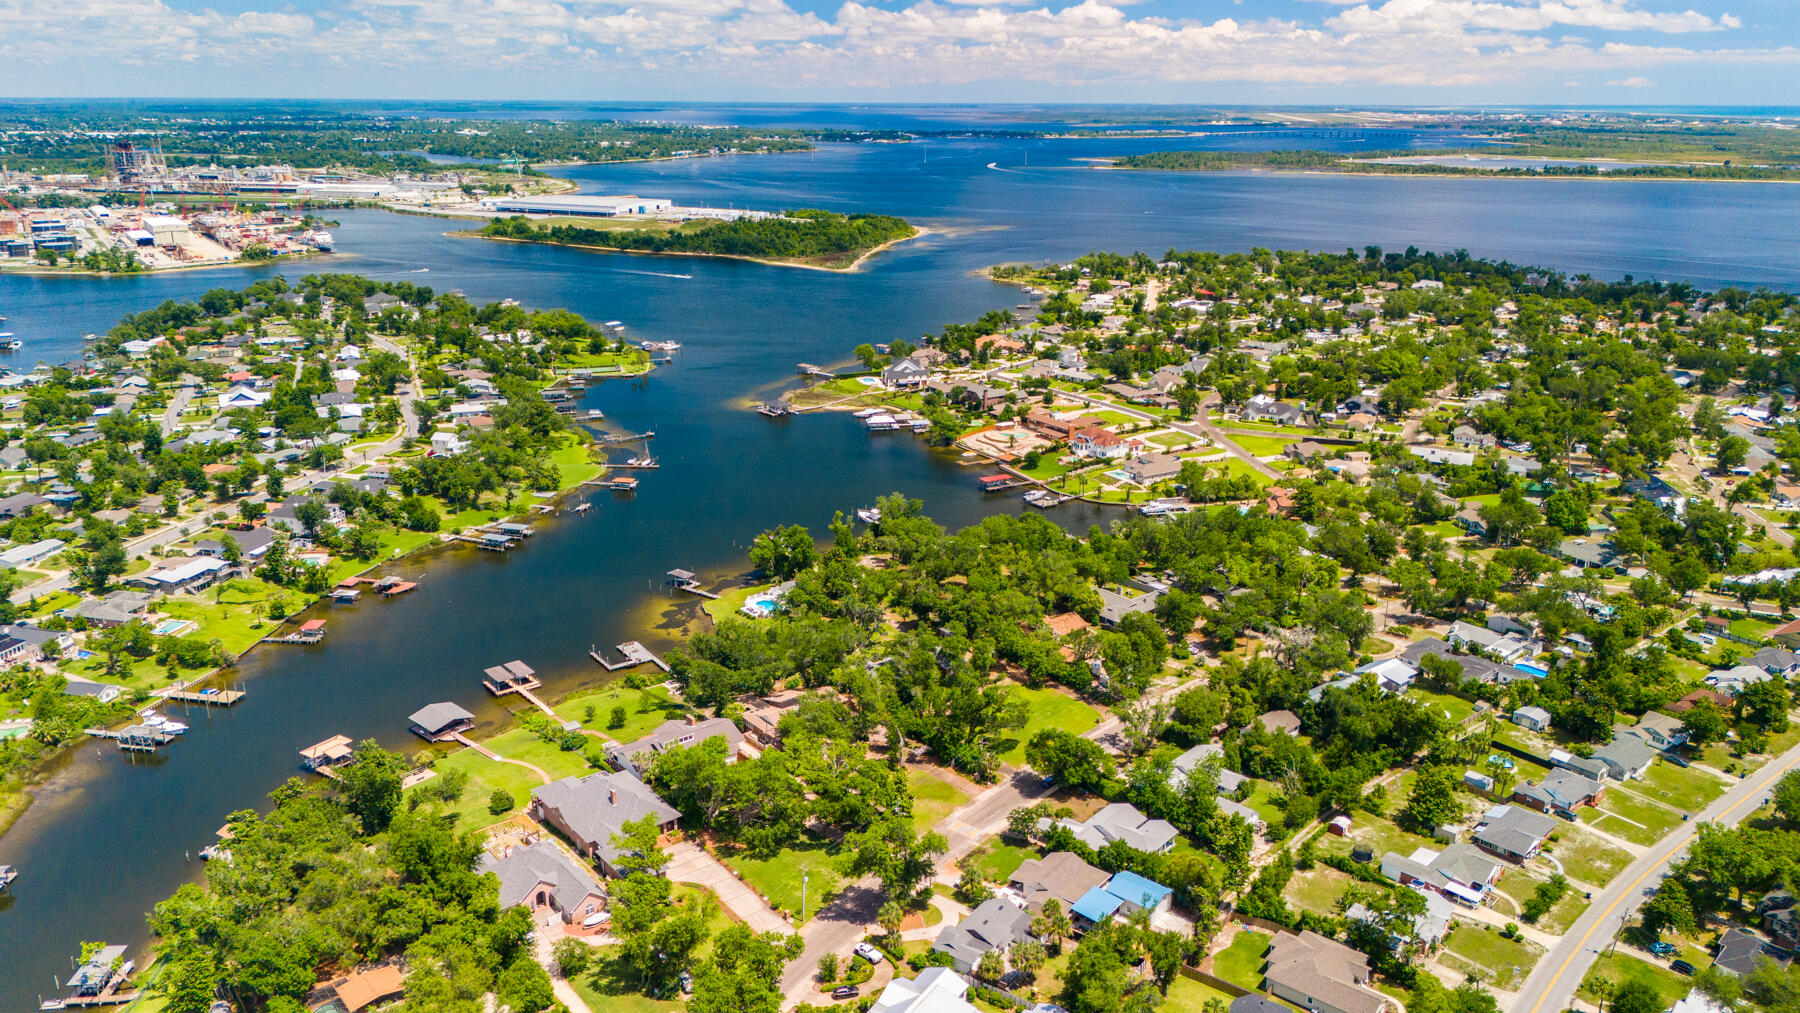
488 788 516 815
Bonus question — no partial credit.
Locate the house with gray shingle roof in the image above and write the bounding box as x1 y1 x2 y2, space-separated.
479 840 606 929
530 771 680 877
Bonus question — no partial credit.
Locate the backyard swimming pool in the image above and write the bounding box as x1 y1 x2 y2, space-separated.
1513 662 1549 678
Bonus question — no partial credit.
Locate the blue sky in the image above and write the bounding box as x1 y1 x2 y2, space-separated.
0 0 1793 104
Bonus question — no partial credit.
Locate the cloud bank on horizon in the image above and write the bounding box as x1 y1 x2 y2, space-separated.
0 0 1790 102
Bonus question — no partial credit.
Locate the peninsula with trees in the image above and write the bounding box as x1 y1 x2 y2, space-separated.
477 209 920 272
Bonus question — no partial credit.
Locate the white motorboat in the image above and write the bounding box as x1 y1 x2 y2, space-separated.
855 507 881 524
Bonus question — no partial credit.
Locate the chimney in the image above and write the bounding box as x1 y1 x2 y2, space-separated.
608 789 617 805
686 715 697 726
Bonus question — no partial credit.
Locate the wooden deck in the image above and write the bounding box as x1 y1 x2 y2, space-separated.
589 640 671 673
166 689 245 706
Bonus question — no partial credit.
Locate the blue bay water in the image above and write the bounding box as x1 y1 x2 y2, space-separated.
0 129 1797 1006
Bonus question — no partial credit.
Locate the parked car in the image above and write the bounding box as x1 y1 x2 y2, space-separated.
1666 754 1691 768
1649 942 1677 956
680 972 693 994
832 986 861 1000
1671 960 1697 976
1557 809 1580 822
855 942 885 965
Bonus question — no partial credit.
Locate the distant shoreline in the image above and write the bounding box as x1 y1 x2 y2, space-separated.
1093 160 1800 185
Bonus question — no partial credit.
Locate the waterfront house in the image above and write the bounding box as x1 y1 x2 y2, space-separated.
933 895 1034 973
1070 428 1129 460
1008 852 1109 914
1471 804 1558 862
408 702 475 742
312 964 407 1013
1262 930 1391 1013
129 556 229 594
881 357 931 389
193 526 277 561
69 590 153 627
1123 452 1182 486
606 715 745 776
1023 408 1105 441
0 622 73 662
479 840 608 932
530 770 680 877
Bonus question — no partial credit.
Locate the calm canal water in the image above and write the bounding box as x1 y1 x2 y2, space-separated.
2 130 1799 1007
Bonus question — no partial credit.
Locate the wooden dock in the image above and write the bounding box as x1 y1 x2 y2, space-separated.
667 568 719 599
607 458 660 469
166 688 245 706
265 619 326 645
589 640 670 673
594 430 655 446
796 362 835 378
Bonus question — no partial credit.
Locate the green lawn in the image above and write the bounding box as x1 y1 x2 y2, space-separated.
1442 924 1542 990
910 768 972 834
1409 687 1477 725
1166 976 1247 1012
721 833 851 922
409 745 556 828
1547 827 1635 887
997 686 1102 766
1227 434 1295 457
1286 865 1355 916
1214 458 1273 487
483 727 599 781
1635 761 1730 811
1728 616 1780 642
970 840 1038 883
1584 787 1684 844
1213 929 1271 990
1577 953 1690 1009
1495 869 1589 933
555 684 692 744
1241 780 1290 832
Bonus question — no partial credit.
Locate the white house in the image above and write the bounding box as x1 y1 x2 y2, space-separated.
430 431 467 456
218 385 269 410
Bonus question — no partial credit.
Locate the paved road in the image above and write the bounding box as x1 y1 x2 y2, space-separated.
1514 738 1800 1013
776 769 1052 1008
1188 393 1280 480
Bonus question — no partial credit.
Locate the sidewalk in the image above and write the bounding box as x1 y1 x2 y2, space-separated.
667 841 793 935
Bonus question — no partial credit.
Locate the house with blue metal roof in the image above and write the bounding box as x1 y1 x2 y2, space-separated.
1071 870 1175 926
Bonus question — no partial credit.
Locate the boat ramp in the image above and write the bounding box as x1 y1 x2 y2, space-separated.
589 640 670 673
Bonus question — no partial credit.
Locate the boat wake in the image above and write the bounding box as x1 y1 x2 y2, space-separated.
613 269 693 280
986 162 1025 174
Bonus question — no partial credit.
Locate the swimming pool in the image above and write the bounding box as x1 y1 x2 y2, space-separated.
152 619 197 636
1513 662 1549 678
739 594 786 619
1106 469 1133 482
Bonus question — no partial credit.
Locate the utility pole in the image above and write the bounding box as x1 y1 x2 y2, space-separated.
802 870 810 923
